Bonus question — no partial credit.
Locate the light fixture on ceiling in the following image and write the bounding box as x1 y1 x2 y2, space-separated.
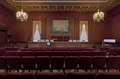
16 0 28 22
93 0 104 22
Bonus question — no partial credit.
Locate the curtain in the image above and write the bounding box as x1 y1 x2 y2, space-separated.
79 21 88 42
33 21 41 41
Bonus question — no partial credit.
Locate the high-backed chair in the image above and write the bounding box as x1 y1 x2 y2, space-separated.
66 72 95 79
21 51 34 56
98 51 107 56
5 51 16 56
14 51 24 57
98 47 109 52
20 72 35 79
0 56 7 72
6 56 21 72
0 49 5 56
44 51 52 56
34 51 44 57
51 56 64 72
90 51 99 56
36 56 50 72
5 47 18 51
6 72 35 79
79 56 93 72
107 56 120 72
92 56 107 72
52 51 64 56
62 51 71 57
114 48 120 55
108 48 116 56
6 73 21 79
80 51 90 56
36 72 65 79
21 56 36 72
65 56 79 72
71 51 81 57
0 73 6 79
96 72 120 79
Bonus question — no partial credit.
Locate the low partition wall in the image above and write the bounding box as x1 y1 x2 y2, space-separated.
28 42 95 48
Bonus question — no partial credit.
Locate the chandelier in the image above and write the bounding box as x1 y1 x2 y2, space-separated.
93 0 104 22
16 1 28 22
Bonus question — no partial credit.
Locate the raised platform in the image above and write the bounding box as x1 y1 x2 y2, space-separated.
28 41 95 48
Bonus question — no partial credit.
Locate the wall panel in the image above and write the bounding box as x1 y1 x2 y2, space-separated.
12 11 107 44
0 4 13 46
107 5 120 43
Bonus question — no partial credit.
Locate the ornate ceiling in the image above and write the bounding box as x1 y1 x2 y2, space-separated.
0 0 120 12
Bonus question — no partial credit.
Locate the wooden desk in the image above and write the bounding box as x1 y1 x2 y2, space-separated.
28 42 94 48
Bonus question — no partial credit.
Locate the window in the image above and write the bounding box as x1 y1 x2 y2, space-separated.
79 21 88 42
33 21 41 42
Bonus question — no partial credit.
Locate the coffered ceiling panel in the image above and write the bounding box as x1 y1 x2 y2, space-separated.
0 0 119 12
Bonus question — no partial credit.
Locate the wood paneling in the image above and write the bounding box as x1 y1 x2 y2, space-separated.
107 5 120 43
0 30 7 46
0 4 13 46
13 11 107 44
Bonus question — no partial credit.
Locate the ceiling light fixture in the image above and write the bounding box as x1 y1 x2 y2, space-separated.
93 0 105 22
16 0 28 22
